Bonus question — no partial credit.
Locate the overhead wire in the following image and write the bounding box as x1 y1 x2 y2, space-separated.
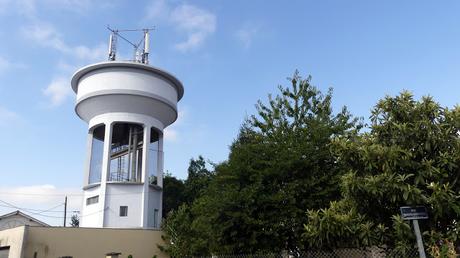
0 191 149 197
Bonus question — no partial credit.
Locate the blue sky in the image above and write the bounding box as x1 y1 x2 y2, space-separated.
1 0 460 225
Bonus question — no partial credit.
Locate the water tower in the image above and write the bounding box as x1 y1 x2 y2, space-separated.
71 29 184 228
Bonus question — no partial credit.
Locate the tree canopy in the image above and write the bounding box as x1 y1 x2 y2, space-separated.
161 73 460 257
303 92 460 254
161 71 360 255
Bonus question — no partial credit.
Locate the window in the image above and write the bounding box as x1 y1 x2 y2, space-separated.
88 125 105 184
109 123 144 182
119 206 128 217
149 128 160 185
86 196 99 205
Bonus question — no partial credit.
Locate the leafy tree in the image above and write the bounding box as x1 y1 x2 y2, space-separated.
163 172 185 218
70 213 79 227
303 92 460 253
161 71 360 255
159 157 215 256
183 156 214 204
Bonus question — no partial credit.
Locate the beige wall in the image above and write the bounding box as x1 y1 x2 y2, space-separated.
23 226 168 258
0 226 26 258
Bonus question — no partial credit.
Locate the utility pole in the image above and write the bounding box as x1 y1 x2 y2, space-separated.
63 196 67 227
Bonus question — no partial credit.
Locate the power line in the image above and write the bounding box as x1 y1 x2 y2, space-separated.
0 192 82 197
0 199 105 219
0 204 77 213
0 191 150 197
0 200 78 214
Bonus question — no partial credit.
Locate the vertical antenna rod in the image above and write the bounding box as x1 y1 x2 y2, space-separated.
143 30 150 64
108 32 117 61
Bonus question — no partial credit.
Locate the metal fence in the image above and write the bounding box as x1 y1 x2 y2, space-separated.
188 248 425 258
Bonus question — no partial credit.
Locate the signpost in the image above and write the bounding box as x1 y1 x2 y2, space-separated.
400 206 428 258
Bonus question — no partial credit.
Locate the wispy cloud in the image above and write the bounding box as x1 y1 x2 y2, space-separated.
0 106 21 126
42 77 73 107
0 57 12 73
22 22 106 62
171 4 216 52
164 109 186 142
22 22 105 108
0 56 26 74
235 23 260 49
0 0 111 17
145 0 216 52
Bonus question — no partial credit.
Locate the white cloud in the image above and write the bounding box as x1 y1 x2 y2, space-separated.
145 0 216 52
171 4 216 52
0 0 109 17
164 127 178 141
0 184 82 226
164 109 186 142
145 0 170 20
42 77 72 107
0 56 26 74
0 57 12 73
21 23 105 107
235 23 260 49
22 23 107 62
0 106 21 126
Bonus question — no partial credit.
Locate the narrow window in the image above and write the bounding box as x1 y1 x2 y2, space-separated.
88 125 105 184
86 196 99 205
149 128 160 185
153 209 159 228
119 206 128 217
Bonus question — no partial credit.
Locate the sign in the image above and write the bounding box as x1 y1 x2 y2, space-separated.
400 206 428 220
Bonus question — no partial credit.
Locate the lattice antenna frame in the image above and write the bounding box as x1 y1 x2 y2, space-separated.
106 26 155 64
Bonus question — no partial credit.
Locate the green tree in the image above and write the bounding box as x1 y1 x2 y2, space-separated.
183 155 214 204
163 172 185 218
159 157 215 256
161 71 360 255
70 213 79 227
303 92 460 252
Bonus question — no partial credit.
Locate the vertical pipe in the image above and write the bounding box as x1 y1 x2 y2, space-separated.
131 127 139 181
100 122 113 227
108 34 113 60
413 220 426 258
140 125 150 227
126 126 132 181
143 31 150 64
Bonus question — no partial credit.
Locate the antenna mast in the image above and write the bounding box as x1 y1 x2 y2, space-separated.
106 26 155 64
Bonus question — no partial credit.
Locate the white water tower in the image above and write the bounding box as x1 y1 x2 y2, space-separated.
71 29 184 228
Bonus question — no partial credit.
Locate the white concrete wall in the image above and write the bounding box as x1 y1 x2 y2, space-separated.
147 189 162 228
0 226 25 258
104 184 144 228
77 68 178 104
80 185 104 228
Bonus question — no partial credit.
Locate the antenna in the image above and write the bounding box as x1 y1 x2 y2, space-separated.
106 26 155 64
